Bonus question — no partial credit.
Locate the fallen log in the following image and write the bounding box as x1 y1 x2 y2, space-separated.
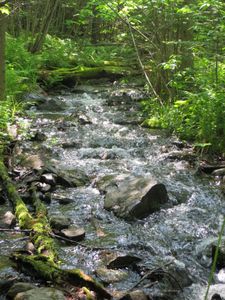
39 65 135 87
12 253 112 299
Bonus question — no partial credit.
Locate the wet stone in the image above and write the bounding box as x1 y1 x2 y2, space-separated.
36 182 52 193
54 168 89 187
55 195 73 205
40 173 56 186
50 215 71 230
119 290 149 300
14 287 66 300
7 282 36 299
1 211 16 228
167 150 196 162
102 175 169 220
95 267 128 284
102 252 142 269
60 226 85 241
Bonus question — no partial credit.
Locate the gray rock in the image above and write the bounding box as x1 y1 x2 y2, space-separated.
60 226 85 241
167 150 196 162
2 211 16 228
95 267 128 284
107 254 141 269
100 175 168 220
14 287 66 300
41 173 56 186
50 216 71 230
119 290 149 300
7 282 36 299
101 252 141 269
51 169 89 187
36 182 52 193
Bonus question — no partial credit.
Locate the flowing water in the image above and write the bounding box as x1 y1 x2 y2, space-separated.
1 85 225 299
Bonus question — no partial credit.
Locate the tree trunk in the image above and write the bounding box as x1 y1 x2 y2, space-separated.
29 0 59 53
0 12 6 100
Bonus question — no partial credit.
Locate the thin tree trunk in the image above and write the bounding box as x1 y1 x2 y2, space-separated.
0 12 6 100
29 0 59 53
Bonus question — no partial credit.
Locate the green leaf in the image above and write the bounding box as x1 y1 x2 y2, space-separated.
0 7 10 15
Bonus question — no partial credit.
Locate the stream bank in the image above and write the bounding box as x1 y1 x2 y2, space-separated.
0 84 225 300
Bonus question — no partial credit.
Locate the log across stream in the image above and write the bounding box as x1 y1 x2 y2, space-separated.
0 85 225 299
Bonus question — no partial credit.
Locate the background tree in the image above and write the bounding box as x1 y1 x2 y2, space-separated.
0 2 8 100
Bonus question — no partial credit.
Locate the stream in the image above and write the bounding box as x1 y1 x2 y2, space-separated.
1 84 225 299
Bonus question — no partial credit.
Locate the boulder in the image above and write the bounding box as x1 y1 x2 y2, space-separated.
99 175 168 220
7 282 36 299
14 287 66 300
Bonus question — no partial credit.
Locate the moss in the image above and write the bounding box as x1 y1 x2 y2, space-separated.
40 65 135 87
82 287 95 300
12 254 112 299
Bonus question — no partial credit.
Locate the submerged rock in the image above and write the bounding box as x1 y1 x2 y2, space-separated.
99 174 168 220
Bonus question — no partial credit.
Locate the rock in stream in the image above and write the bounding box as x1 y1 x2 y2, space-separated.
97 174 169 220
